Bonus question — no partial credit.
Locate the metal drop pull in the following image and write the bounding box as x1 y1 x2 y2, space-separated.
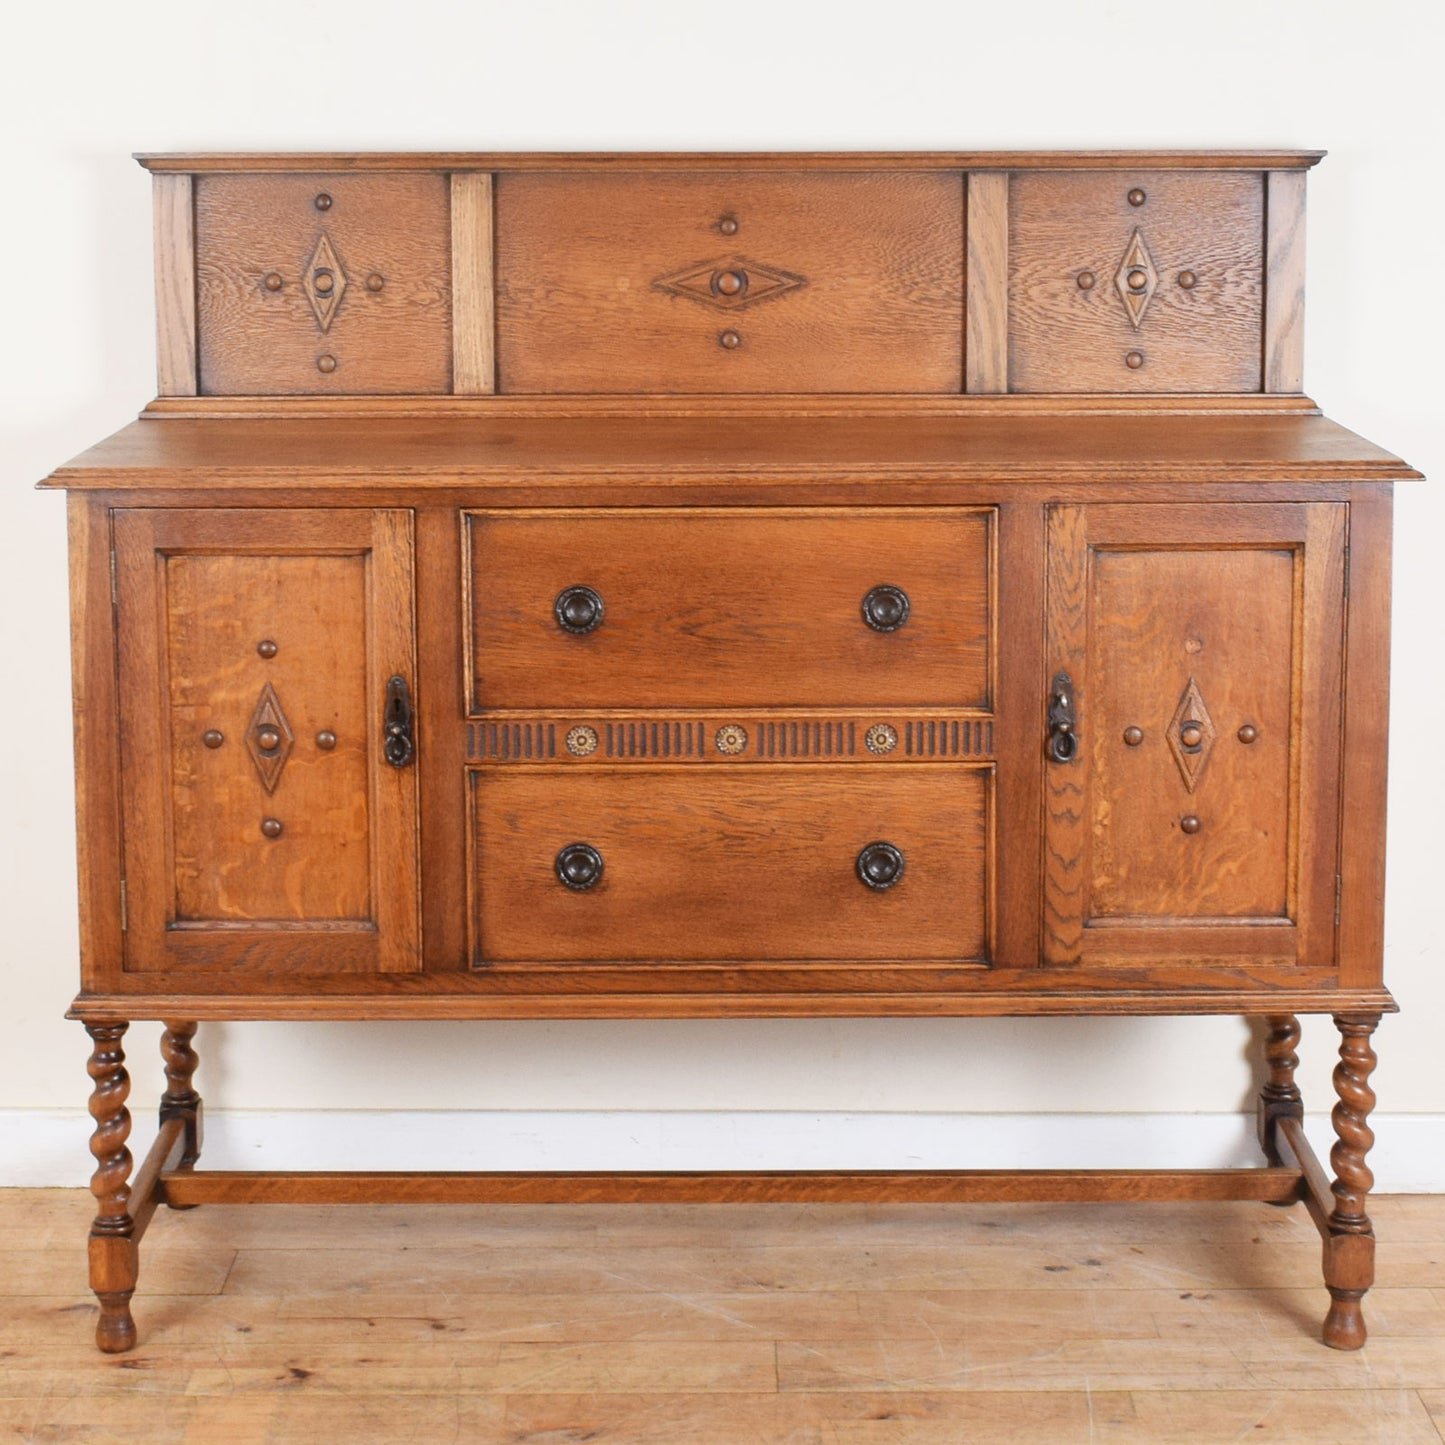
862 585 910 633
856 841 905 891
555 585 604 635
1048 670 1078 763
383 675 415 768
556 843 604 891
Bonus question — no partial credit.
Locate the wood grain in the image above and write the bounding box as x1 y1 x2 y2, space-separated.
466 507 992 712
1009 171 1265 393
450 172 495 395
964 172 1008 393
195 173 451 395
152 173 197 396
469 764 991 964
1265 169 1308 393
495 172 963 394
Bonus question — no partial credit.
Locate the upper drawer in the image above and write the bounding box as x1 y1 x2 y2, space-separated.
1008 171 1264 393
494 172 964 394
466 508 993 713
195 174 452 395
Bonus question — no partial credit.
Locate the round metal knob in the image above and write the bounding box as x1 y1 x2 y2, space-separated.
861 585 910 633
256 727 281 753
713 269 747 297
719 329 742 350
317 354 338 374
263 272 283 292
314 192 333 211
857 841 905 892
366 273 385 292
1125 350 1145 370
1238 724 1259 745
1180 815 1201 835
718 214 739 235
260 818 284 839
316 730 337 751
1178 270 1198 290
257 639 278 659
556 842 604 891
1128 187 1147 207
554 586 604 635
202 729 225 750
1077 270 1096 290
1123 726 1144 747
1179 722 1204 749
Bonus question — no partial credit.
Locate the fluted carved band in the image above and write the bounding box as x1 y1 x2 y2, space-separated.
1328 1014 1380 1235
85 1023 133 1237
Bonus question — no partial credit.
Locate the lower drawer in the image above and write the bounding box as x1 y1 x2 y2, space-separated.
469 765 991 965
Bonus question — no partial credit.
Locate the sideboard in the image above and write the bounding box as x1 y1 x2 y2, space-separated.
42 150 1418 1353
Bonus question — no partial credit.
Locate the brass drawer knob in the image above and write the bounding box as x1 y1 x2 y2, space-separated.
556 842 604 891
857 841 905 892
861 584 910 633
555 585 604 635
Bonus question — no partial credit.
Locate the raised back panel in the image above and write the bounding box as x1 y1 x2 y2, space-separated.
494 171 964 394
195 173 452 395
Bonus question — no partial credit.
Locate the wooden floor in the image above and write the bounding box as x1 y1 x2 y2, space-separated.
2 1190 1443 1443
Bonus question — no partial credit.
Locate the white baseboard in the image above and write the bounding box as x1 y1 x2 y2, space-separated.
3 1109 1442 1191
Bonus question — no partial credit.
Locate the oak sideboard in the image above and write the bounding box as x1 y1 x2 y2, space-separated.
42 150 1418 1352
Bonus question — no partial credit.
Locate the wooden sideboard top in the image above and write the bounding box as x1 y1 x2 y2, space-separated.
42 412 1418 490
136 150 1327 172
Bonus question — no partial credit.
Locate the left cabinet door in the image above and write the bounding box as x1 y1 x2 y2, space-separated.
113 509 420 975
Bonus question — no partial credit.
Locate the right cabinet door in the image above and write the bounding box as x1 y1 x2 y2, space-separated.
1042 502 1345 970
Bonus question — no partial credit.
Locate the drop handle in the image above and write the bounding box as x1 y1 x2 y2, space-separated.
862 585 910 632
556 843 604 891
856 841 905 891
555 585 604 635
1047 669 1078 763
383 675 415 768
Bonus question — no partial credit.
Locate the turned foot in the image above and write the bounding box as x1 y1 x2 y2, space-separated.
93 1289 137 1353
85 1021 138 1353
1322 1013 1380 1351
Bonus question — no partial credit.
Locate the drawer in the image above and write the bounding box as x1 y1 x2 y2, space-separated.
494 172 963 394
1008 171 1263 392
469 765 991 964
466 508 993 712
195 174 452 394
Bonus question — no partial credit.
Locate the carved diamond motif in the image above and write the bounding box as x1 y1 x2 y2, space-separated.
302 232 348 332
1166 676 1217 793
654 257 807 311
245 682 295 794
1113 227 1158 330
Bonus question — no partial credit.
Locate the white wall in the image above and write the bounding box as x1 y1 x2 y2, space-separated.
3 0 1442 1183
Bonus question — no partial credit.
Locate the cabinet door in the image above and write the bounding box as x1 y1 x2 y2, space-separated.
114 509 420 974
1042 503 1345 970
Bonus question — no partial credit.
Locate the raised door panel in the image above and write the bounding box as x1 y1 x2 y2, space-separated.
1043 503 1345 969
114 509 420 974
